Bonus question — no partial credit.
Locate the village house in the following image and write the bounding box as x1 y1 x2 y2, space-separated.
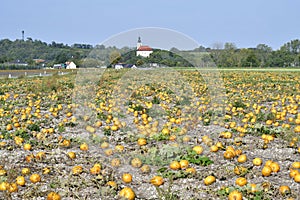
53 61 77 69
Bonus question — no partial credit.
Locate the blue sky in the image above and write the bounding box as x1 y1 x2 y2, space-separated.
0 0 300 50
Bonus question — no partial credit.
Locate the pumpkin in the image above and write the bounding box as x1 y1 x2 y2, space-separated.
210 145 219 152
119 187 135 200
291 162 300 169
192 146 203 154
150 176 164 186
137 138 147 146
23 143 32 151
237 154 247 163
252 158 262 166
122 173 132 183
279 185 291 195
8 183 18 193
21 168 30 175
204 175 216 185
169 161 181 170
262 166 272 177
270 162 280 173
131 158 142 168
0 182 9 191
111 158 121 167
30 173 41 183
185 167 196 175
16 176 26 186
67 152 76 159
228 190 242 200
294 174 300 183
80 143 88 151
72 166 83 175
47 192 61 200
179 160 189 169
235 177 247 186
289 169 299 178
115 144 124 152
140 165 151 174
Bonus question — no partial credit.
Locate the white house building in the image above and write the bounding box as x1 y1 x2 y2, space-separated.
136 37 153 57
66 61 77 69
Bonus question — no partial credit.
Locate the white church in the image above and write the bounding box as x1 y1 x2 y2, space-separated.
136 37 153 57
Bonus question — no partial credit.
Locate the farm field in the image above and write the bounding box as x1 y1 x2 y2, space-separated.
0 68 300 200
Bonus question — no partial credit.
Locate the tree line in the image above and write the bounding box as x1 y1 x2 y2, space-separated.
0 38 300 69
208 40 300 68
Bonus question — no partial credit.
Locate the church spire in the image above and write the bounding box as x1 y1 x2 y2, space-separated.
137 36 142 49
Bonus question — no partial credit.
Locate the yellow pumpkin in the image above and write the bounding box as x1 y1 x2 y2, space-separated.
137 138 147 146
131 158 142 168
80 143 88 151
111 158 121 167
192 146 203 154
122 173 132 183
0 169 7 176
289 169 299 178
23 143 32 151
169 161 181 170
150 176 164 186
291 162 300 169
228 190 242 200
8 183 18 193
252 158 262 166
270 162 280 173
140 165 151 174
0 182 9 191
67 152 76 159
16 176 26 186
204 175 216 185
237 154 247 163
115 144 124 152
185 167 196 175
262 166 272 177
21 168 31 175
235 177 247 186
234 166 247 175
90 165 101 175
224 151 235 159
106 181 117 189
279 185 291 195
72 166 83 175
210 145 219 152
30 173 41 183
47 192 61 200
294 174 300 183
119 187 135 200
179 160 189 169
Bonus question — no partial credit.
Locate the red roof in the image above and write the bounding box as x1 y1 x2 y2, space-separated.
137 46 152 51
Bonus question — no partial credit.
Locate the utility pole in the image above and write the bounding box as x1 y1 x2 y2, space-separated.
22 30 24 41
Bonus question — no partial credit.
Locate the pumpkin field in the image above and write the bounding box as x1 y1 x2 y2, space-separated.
0 68 300 200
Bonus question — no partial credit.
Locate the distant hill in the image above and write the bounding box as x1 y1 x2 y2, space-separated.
0 39 91 68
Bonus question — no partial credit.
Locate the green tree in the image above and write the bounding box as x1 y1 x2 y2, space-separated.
109 51 121 65
256 44 272 67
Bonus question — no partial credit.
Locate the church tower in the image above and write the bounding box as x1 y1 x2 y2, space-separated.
137 36 142 49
